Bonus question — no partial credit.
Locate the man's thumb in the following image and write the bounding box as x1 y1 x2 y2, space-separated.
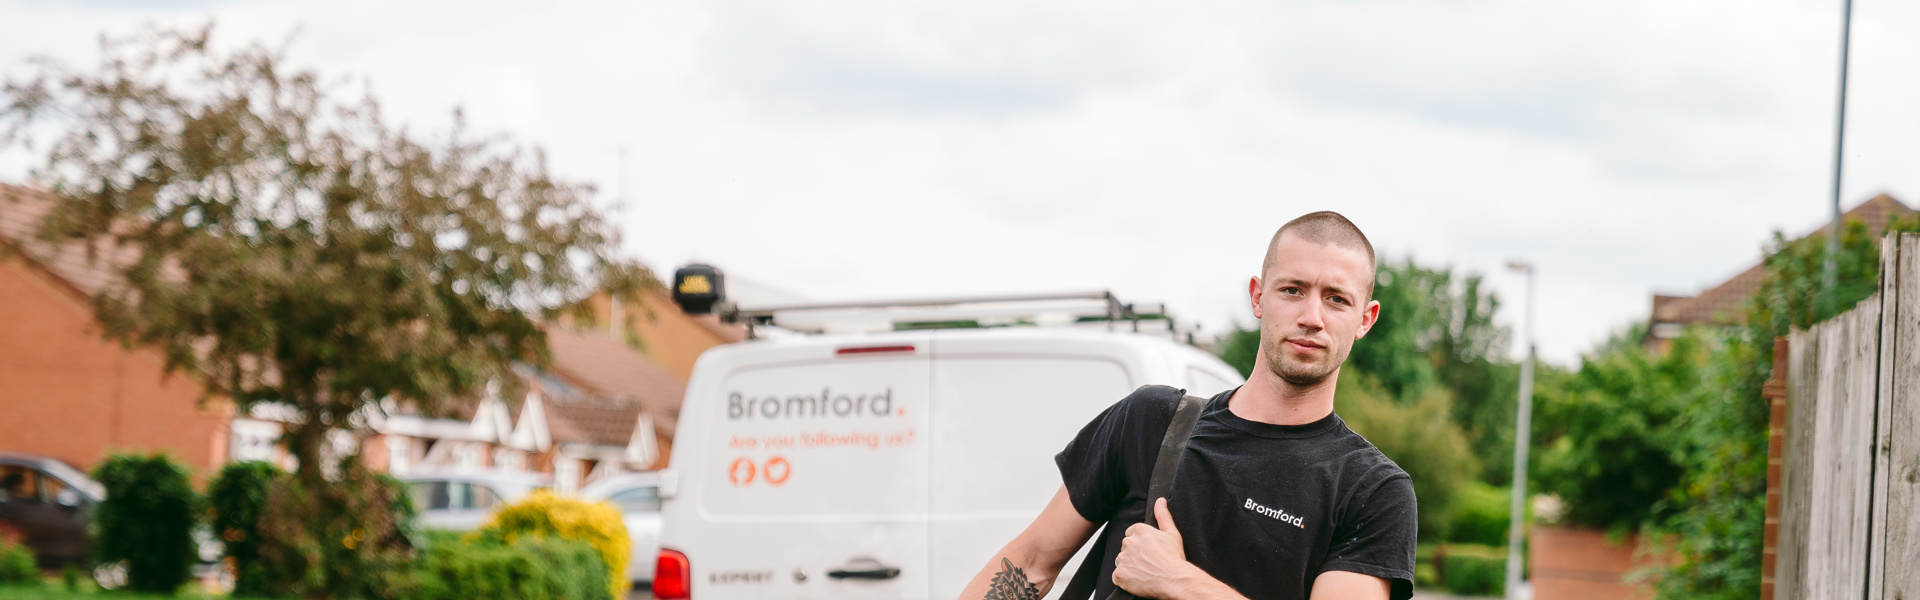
1155 498 1178 535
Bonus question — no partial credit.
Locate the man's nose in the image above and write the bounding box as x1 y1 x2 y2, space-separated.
1296 295 1325 331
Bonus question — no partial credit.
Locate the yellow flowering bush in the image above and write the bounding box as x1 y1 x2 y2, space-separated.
480 490 631 598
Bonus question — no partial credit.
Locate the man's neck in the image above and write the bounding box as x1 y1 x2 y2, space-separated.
1229 360 1338 426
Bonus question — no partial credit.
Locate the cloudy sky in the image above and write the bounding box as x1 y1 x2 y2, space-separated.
3 0 1917 365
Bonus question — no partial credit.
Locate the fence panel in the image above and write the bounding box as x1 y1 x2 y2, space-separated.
1778 232 1920 600
1779 323 1817 599
1885 233 1920 599
1805 298 1877 599
1785 297 1877 599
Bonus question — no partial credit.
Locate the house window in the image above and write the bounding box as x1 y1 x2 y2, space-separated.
386 437 412 476
493 448 523 473
456 444 483 472
230 419 280 463
557 459 581 495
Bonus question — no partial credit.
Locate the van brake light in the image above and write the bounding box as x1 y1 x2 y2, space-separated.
836 345 916 356
655 548 691 600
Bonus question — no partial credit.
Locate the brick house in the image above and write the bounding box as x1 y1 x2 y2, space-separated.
1645 194 1913 352
0 185 233 476
1 182 737 488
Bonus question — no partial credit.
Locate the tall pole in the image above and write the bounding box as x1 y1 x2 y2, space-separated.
1504 261 1535 600
1822 0 1854 298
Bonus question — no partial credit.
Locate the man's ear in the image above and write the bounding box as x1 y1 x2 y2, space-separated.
1354 299 1380 339
1248 276 1264 319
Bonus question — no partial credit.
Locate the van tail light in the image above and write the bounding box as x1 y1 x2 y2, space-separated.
654 548 692 600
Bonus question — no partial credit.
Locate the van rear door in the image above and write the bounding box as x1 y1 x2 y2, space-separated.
926 334 1141 599
694 333 933 600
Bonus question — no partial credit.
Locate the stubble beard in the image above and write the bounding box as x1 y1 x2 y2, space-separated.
1261 331 1345 388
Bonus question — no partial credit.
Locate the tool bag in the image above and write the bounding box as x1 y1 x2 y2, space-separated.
1057 390 1210 600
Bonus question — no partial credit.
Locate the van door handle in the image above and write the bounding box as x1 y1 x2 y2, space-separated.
827 558 901 580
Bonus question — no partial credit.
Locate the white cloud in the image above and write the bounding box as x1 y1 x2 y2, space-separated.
3 0 1917 366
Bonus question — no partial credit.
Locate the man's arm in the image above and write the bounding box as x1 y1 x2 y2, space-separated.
957 486 1100 600
1309 571 1391 600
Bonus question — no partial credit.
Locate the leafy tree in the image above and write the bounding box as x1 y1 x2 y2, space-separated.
1533 327 1700 531
1218 326 1260 378
1364 260 1525 485
1529 214 1918 599
0 26 649 486
1655 214 1915 599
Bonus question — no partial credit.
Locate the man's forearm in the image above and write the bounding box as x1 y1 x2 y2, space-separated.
959 486 1099 600
959 553 1051 600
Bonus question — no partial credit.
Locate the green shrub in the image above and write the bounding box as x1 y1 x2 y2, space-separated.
252 458 416 598
207 461 283 597
410 533 610 600
0 538 37 584
1413 562 1438 591
60 564 81 590
1438 544 1505 597
1448 482 1510 546
92 452 200 593
1335 371 1480 540
479 490 630 597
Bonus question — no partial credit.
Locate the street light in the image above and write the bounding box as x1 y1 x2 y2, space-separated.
1504 259 1535 600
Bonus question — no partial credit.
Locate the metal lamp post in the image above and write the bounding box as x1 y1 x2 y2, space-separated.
1504 260 1535 600
1821 0 1854 299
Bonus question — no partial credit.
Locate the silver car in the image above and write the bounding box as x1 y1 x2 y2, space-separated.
578 472 663 584
401 469 549 531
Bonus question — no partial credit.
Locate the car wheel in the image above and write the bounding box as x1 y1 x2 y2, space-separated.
93 560 128 590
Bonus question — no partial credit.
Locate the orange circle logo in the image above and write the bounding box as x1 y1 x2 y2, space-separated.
764 457 791 485
728 457 756 486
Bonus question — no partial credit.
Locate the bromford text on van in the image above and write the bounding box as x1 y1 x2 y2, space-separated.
652 327 1244 600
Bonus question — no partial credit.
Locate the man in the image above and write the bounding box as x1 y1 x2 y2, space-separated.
958 211 1417 600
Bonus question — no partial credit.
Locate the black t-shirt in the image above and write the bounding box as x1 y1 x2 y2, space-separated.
1055 385 1417 600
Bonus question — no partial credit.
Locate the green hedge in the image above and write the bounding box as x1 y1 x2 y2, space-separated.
92 453 200 594
206 461 282 597
1438 544 1506 597
0 538 37 584
1448 482 1510 546
410 532 611 600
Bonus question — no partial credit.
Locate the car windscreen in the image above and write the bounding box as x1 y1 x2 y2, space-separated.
608 486 661 512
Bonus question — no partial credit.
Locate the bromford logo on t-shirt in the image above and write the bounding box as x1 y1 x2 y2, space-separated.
1245 498 1305 528
727 387 896 420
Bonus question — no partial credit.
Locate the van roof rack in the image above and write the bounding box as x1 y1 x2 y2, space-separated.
721 290 1190 340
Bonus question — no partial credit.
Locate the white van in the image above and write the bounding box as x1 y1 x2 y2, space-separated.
651 327 1244 600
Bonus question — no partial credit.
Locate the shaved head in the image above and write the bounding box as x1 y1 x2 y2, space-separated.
1262 211 1376 300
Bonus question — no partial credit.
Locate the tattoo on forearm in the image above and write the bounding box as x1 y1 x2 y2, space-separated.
985 557 1041 600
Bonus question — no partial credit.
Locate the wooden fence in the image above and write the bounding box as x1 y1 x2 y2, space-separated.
1774 232 1920 600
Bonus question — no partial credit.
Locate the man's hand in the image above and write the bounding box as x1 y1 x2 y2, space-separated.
1113 499 1244 600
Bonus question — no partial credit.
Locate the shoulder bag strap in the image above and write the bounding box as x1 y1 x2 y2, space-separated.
1060 393 1209 600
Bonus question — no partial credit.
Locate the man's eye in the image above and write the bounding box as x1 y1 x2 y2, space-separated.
1330 296 1349 306
1280 286 1302 295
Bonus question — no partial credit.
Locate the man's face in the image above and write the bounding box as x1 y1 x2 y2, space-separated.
1250 234 1380 388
